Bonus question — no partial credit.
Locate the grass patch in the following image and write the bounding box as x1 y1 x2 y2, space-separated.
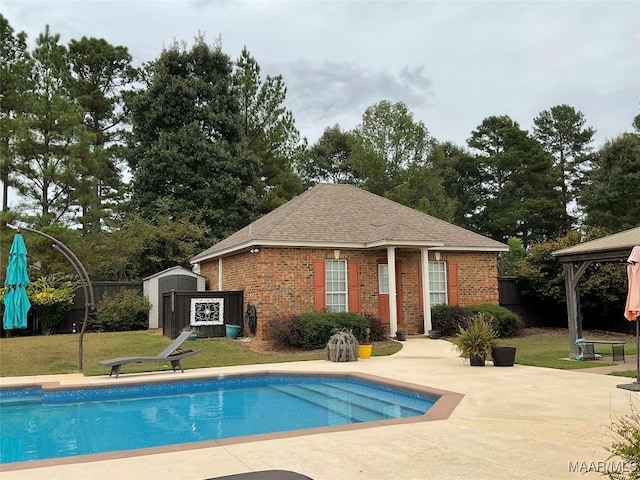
492 328 637 370
610 370 637 378
1 328 635 378
0 331 402 377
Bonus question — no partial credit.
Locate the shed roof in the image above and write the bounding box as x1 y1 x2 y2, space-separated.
142 265 203 281
191 184 507 263
552 226 640 263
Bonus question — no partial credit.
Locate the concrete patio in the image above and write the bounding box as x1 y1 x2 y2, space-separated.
1 337 639 480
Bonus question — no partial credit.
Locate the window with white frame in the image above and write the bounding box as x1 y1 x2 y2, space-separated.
326 259 347 312
378 264 389 294
429 261 448 305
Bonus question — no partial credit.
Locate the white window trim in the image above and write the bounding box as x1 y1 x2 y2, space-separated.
378 263 389 294
326 259 348 312
429 261 448 305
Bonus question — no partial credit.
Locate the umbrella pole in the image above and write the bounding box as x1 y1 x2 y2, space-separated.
636 319 639 384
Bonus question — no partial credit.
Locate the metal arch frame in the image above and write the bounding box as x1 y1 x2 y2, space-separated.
11 225 95 371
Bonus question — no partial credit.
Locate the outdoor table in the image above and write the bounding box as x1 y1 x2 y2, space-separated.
577 339 626 363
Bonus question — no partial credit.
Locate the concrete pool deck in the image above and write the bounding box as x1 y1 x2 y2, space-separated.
1 337 639 480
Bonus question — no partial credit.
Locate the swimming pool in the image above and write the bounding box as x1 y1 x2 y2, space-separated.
0 373 452 466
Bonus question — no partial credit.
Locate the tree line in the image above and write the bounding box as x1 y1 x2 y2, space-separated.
1 16 639 296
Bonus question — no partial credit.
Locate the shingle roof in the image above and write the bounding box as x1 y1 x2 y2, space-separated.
552 226 640 263
191 184 508 263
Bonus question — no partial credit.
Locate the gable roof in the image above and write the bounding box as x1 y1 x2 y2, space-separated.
552 226 640 263
191 184 508 263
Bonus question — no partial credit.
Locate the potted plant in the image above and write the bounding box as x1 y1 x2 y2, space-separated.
226 324 242 339
358 328 372 359
396 330 408 341
452 313 497 366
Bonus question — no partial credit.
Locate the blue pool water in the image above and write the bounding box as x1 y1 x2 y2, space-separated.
0 374 436 464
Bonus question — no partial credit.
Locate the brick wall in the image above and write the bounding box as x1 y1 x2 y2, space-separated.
198 247 500 339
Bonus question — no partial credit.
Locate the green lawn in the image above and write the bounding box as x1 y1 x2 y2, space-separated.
0 331 402 377
494 328 637 372
0 328 636 378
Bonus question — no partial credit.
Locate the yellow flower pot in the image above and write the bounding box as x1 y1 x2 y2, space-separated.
358 344 372 359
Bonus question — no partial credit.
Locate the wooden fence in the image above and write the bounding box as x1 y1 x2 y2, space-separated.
162 290 244 339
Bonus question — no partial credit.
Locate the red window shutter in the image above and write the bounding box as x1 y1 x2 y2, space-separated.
348 259 361 313
448 261 459 306
313 260 326 311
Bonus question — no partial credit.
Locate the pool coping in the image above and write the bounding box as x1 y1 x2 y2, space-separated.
0 370 463 472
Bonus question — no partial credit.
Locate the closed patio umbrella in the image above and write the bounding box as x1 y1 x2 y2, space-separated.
618 246 640 391
3 234 31 330
625 246 640 322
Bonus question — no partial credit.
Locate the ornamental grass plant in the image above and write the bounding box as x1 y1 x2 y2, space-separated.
452 312 498 361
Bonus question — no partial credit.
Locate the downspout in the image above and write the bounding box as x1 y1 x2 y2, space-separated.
218 257 223 291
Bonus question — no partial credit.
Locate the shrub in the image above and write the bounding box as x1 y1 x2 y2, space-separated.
92 288 150 332
27 274 75 335
268 315 303 349
267 311 385 350
364 314 386 342
295 311 372 350
430 304 466 336
462 303 523 337
604 403 640 480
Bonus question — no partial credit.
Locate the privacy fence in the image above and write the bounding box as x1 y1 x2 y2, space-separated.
4 278 622 337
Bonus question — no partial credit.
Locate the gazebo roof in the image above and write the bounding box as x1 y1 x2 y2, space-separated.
552 226 640 263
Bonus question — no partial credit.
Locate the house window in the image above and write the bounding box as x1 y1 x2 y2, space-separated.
326 259 347 312
429 261 448 305
378 264 389 294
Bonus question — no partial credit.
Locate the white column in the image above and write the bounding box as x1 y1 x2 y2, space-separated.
387 247 398 336
421 248 432 334
218 258 223 291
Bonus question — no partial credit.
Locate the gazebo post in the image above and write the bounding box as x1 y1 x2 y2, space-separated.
563 261 591 359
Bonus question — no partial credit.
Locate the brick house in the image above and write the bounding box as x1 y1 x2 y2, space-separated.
190 184 508 340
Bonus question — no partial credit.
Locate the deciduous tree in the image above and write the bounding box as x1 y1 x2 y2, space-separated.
299 124 357 185
351 100 431 197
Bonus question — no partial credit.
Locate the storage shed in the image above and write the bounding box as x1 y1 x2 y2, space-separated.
143 266 206 329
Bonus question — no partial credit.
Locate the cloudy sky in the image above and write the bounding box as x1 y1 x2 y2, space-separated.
2 0 638 152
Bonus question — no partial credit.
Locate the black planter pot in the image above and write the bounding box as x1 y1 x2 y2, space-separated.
491 346 516 366
396 331 408 341
427 329 441 339
469 355 485 366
